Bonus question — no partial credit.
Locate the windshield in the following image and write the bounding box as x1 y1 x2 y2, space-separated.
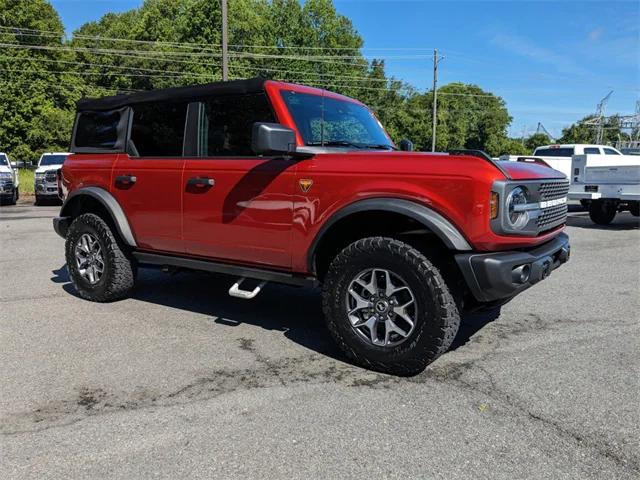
280 91 393 149
40 155 67 166
0 154 8 166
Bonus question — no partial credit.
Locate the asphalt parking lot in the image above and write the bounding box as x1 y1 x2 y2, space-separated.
1 201 638 479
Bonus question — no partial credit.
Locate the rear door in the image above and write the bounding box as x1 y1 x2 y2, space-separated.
182 93 295 268
111 101 188 253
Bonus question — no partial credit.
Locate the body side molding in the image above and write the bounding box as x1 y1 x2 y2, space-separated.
307 197 472 271
60 186 137 247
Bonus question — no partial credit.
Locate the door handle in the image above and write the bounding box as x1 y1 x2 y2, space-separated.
187 177 215 188
115 174 137 187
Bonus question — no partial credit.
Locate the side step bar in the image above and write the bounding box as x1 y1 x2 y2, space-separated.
132 252 318 288
229 278 267 299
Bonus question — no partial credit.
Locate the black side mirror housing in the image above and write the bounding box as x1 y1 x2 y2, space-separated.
252 122 297 156
399 139 414 152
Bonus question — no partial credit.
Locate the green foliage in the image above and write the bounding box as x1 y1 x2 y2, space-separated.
558 115 630 145
558 116 596 144
0 0 88 160
18 168 34 194
525 133 551 152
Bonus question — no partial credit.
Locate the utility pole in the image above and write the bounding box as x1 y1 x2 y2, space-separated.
221 0 229 81
431 49 438 152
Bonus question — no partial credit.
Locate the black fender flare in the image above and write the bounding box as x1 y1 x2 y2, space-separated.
307 198 472 272
60 186 137 247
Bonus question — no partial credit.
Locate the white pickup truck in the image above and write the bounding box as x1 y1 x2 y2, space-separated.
569 154 640 224
0 152 20 205
501 144 625 179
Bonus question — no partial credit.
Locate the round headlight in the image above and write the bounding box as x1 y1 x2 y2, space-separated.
506 186 530 229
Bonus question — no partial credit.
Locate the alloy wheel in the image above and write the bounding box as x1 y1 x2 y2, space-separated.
74 233 105 285
346 268 417 347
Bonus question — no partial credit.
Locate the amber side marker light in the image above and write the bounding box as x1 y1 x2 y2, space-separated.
490 192 499 219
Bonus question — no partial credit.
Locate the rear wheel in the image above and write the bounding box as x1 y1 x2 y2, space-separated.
65 213 136 302
629 202 639 217
322 237 460 376
589 200 617 225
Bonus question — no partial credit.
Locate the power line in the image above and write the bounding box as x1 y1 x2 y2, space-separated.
0 25 438 52
0 54 401 84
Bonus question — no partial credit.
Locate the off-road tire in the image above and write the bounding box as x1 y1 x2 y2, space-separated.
589 200 617 225
629 202 639 217
322 237 460 376
65 213 136 302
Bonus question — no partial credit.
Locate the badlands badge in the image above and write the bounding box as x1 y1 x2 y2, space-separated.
299 179 313 193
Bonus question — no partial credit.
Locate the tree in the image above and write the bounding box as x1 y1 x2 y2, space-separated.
558 115 628 145
0 0 88 160
525 133 551 152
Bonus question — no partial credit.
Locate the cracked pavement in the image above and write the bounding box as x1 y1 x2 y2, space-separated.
1 203 639 479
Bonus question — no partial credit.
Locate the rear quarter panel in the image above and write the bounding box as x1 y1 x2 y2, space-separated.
61 153 116 194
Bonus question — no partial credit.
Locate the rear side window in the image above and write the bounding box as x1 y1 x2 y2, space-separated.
198 93 275 156
74 110 123 150
533 147 575 157
603 148 620 155
130 102 188 157
584 147 601 154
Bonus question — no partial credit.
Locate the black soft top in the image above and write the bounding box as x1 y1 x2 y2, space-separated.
76 77 266 111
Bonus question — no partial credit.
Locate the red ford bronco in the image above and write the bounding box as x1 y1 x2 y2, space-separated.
53 78 570 375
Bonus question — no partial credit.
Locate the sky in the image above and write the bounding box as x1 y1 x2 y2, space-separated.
50 0 640 138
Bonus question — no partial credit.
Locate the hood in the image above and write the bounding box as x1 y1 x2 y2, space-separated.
497 160 566 180
307 150 567 182
0 165 12 173
35 165 63 174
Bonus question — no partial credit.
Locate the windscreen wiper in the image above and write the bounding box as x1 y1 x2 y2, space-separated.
364 144 397 151
307 141 365 149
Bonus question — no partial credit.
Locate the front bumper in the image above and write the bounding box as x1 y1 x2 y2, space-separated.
455 233 570 303
53 216 71 239
1 181 16 195
35 182 60 196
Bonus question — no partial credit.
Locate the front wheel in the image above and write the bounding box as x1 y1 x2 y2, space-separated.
589 200 617 225
65 213 136 302
322 237 460 376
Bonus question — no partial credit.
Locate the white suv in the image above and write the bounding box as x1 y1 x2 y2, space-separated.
35 152 69 204
0 152 19 205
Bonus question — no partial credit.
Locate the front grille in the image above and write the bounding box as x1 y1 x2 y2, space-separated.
537 203 568 231
536 180 569 232
538 180 569 200
45 171 57 183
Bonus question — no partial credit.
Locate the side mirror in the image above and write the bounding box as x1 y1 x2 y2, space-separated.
252 122 297 156
399 139 414 152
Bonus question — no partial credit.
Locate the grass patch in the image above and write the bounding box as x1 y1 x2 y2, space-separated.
18 169 35 196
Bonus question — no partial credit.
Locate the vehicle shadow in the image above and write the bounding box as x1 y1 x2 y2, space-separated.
52 265 495 362
566 211 640 231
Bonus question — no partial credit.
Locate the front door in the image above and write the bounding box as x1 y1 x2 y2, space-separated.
181 93 295 269
111 102 188 253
